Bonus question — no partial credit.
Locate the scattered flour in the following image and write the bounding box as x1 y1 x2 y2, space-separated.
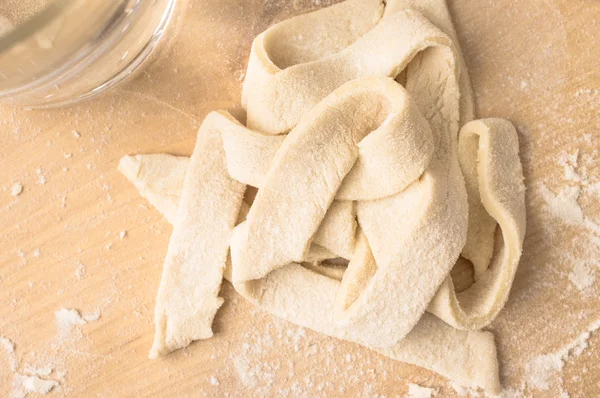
539 184 585 227
525 318 600 392
55 308 87 343
567 261 597 292
541 148 600 236
210 376 220 386
557 149 580 183
75 262 86 280
496 387 525 398
36 168 47 185
11 374 59 398
539 181 600 291
11 183 23 196
55 308 100 340
525 354 563 391
23 365 53 377
407 383 438 397
1 336 18 371
1 336 60 398
82 312 101 322
233 356 262 389
586 181 600 199
450 381 484 397
450 381 469 396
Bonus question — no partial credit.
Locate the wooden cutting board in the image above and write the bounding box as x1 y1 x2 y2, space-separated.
1 0 599 396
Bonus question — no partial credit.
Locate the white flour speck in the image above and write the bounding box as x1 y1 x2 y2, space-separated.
11 183 23 196
12 374 59 397
55 308 99 340
75 262 86 280
407 383 438 397
526 319 600 391
0 336 18 371
567 261 597 292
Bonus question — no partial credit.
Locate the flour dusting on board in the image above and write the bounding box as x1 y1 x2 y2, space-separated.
568 261 597 292
55 308 100 341
10 183 23 196
450 381 480 397
539 184 585 227
11 374 59 398
1 336 61 398
538 145 600 294
1 336 18 371
203 295 404 397
75 261 86 280
22 365 53 377
407 383 438 397
0 308 104 397
525 319 600 392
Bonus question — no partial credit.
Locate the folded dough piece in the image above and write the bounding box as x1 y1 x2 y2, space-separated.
231 261 500 392
119 154 189 225
120 116 523 394
235 6 470 350
144 111 246 359
119 128 507 393
242 0 384 110
232 77 446 350
428 119 526 330
242 0 493 285
118 0 526 393
221 111 434 201
240 0 525 334
122 118 526 336
384 0 474 124
120 152 357 261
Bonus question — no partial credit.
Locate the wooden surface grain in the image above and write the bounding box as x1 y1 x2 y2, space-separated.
1 0 600 396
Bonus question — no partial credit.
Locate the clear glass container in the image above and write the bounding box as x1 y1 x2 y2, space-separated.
0 0 177 108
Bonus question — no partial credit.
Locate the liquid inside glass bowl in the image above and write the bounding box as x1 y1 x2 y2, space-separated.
0 0 177 108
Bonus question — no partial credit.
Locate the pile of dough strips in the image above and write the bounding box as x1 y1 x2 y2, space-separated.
119 0 525 393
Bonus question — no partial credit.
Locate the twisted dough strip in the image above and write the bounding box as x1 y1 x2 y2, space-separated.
238 0 526 333
120 115 524 369
236 6 469 352
232 73 462 351
120 94 522 395
129 112 246 359
428 119 526 329
120 126 500 393
243 0 493 286
118 0 525 392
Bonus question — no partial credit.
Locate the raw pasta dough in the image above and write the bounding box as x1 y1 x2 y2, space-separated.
119 0 526 393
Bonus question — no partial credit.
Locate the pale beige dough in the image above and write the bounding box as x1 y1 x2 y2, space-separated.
120 137 501 392
134 112 246 359
428 119 526 330
119 153 189 225
119 0 526 393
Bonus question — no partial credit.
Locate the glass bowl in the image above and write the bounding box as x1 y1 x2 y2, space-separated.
0 0 177 108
